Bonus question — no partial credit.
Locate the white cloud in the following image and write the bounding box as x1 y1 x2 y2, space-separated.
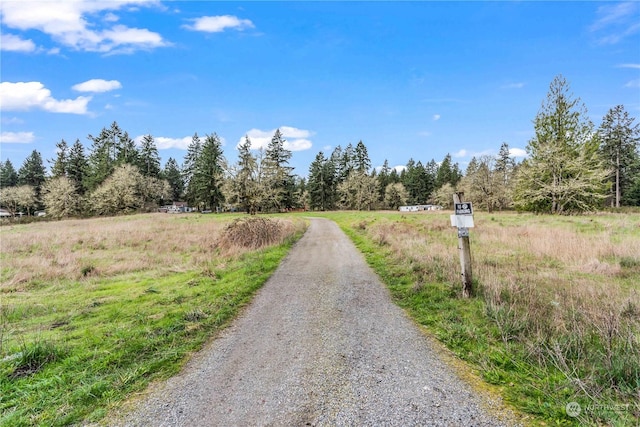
134 134 227 150
286 138 313 151
453 149 467 158
0 34 36 52
625 79 640 88
134 135 192 150
501 82 525 89
184 15 255 33
238 127 314 152
617 63 640 69
0 1 168 54
432 114 441 121
0 131 35 144
393 165 406 173
0 82 91 114
72 79 122 93
418 131 431 137
589 2 640 44
509 147 528 158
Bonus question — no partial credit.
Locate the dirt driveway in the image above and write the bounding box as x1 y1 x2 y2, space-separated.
113 218 516 426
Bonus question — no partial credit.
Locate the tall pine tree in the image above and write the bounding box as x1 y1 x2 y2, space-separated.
598 105 640 207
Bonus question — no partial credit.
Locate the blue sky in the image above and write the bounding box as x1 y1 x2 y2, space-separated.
1 1 639 176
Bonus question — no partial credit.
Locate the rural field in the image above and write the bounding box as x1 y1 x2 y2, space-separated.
0 213 307 426
1 210 639 426
314 210 640 426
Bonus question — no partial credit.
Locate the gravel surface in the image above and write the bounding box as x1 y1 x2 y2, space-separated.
112 218 516 426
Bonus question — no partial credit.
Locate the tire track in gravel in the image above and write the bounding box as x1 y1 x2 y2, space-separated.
112 218 517 426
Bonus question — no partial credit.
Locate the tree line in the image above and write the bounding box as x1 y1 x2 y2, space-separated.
1 75 639 218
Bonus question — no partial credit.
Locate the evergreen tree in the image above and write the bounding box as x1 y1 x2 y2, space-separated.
87 125 117 190
67 139 89 195
435 153 461 188
494 142 516 210
264 129 295 211
183 132 202 205
330 145 345 183
514 75 608 214
191 133 226 210
18 150 46 206
50 139 69 177
340 143 356 181
138 134 161 178
308 152 336 211
354 140 371 174
116 130 139 166
598 105 640 207
377 159 392 201
162 157 184 202
233 136 260 214
0 160 19 188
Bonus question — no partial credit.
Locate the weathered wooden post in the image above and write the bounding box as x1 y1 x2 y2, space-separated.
451 193 473 298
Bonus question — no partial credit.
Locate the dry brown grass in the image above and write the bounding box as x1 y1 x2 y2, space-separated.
0 213 306 291
364 212 640 403
217 217 300 254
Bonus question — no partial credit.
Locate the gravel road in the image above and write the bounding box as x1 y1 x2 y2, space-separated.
112 218 516 426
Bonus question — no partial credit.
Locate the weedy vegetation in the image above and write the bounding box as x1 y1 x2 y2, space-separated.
0 213 307 426
315 210 640 426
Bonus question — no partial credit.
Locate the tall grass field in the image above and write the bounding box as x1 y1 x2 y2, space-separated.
314 210 640 426
0 213 307 426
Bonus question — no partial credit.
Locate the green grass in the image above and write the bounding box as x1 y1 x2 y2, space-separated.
0 214 306 426
309 210 640 427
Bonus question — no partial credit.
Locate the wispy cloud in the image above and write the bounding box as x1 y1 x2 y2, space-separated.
238 126 314 152
0 131 35 144
183 15 255 33
432 114 441 121
501 82 525 89
0 0 169 54
0 82 91 114
589 2 640 45
625 79 640 88
617 63 640 69
72 79 122 93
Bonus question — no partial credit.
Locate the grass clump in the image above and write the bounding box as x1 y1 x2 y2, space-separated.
218 217 291 251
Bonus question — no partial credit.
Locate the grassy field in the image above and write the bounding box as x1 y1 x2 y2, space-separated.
0 213 307 426
311 210 640 426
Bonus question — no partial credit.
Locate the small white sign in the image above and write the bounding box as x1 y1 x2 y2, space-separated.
450 214 475 228
454 202 473 215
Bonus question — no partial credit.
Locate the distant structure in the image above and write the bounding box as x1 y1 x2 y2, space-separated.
398 205 442 212
158 201 195 213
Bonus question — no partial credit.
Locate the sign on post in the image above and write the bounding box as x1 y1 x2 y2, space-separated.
451 194 473 298
454 202 473 215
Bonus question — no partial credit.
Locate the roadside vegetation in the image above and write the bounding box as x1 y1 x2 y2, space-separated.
316 210 639 426
0 213 307 426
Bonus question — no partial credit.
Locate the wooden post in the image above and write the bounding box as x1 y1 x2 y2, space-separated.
453 193 473 297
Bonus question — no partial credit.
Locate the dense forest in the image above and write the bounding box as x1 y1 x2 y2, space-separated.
1 75 639 219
